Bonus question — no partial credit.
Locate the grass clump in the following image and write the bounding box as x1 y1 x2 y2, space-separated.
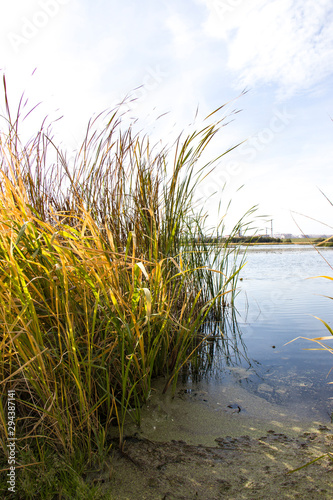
0 78 251 497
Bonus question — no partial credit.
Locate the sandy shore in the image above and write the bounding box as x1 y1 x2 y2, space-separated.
107 430 333 499
100 380 333 499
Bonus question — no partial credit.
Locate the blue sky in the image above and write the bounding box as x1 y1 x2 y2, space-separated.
1 0 333 235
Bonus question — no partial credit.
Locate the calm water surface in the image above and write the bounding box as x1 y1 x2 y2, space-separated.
203 245 333 421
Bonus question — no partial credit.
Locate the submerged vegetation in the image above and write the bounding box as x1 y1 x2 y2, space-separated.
0 80 252 496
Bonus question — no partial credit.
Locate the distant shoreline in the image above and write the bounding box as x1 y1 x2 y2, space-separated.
198 238 333 247
232 240 333 247
228 240 314 246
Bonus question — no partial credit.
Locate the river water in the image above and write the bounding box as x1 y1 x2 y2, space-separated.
204 244 333 421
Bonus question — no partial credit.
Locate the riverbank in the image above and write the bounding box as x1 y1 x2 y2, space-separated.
103 379 333 499
107 429 333 499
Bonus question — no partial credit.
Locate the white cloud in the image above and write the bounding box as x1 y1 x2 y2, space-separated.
201 0 333 98
165 14 197 59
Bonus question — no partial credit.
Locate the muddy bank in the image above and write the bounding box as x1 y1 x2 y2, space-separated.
106 428 333 499
101 381 333 499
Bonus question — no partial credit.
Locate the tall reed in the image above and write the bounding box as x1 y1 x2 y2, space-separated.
0 78 251 471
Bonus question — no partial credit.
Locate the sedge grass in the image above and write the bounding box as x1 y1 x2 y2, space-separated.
0 78 252 495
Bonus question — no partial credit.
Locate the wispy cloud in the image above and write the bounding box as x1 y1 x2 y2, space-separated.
201 0 333 98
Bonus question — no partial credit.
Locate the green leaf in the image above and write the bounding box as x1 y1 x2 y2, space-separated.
14 222 29 246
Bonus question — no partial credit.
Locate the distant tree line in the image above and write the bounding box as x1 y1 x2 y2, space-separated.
192 235 285 244
315 237 333 247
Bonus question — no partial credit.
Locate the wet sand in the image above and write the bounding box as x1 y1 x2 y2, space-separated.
100 380 333 499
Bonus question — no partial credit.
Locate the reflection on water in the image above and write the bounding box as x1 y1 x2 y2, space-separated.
180 308 251 384
184 245 333 421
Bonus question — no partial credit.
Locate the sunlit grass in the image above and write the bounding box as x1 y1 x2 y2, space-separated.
0 77 253 495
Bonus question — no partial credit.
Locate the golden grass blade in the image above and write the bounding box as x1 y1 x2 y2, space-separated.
287 454 329 473
0 349 48 385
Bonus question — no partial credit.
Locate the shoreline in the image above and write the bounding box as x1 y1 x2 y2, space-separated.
223 241 330 247
106 379 333 499
107 430 333 499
